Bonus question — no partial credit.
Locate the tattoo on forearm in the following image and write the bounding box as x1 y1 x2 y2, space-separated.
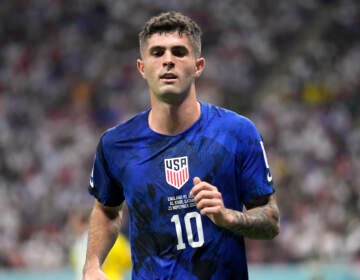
227 196 280 239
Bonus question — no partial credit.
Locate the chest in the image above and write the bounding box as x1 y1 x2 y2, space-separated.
111 135 236 204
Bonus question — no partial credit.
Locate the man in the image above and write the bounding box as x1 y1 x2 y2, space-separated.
83 11 280 280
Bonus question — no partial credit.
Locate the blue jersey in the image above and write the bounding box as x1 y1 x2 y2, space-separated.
89 102 274 280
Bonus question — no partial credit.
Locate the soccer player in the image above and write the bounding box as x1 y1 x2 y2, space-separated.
83 11 280 280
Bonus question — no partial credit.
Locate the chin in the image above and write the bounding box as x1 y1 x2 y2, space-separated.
159 91 188 105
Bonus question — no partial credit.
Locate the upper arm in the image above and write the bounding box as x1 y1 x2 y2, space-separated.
244 193 278 211
89 137 125 206
94 199 124 221
236 119 274 203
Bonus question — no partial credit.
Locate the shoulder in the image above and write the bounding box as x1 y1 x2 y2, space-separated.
203 102 259 135
100 109 149 145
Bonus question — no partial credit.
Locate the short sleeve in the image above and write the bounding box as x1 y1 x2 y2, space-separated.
236 119 274 203
88 137 125 206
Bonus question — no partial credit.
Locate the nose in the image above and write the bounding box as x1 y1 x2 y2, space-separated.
163 61 175 70
162 52 175 69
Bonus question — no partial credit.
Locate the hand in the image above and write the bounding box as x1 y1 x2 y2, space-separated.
189 177 231 228
82 266 109 280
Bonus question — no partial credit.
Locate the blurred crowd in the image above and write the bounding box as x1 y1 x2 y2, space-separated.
0 0 359 270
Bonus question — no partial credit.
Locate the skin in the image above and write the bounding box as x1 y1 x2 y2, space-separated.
83 31 280 280
190 177 280 240
136 32 205 135
83 201 122 280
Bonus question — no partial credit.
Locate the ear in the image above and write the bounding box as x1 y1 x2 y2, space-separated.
194 57 205 78
137 59 146 79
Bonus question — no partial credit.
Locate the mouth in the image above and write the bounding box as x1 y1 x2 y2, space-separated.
160 72 178 82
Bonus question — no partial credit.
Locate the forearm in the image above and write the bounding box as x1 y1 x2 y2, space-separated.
224 195 280 239
84 200 122 269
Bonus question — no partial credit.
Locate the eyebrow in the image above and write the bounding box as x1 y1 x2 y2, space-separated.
148 45 189 53
172 45 189 51
148 45 164 52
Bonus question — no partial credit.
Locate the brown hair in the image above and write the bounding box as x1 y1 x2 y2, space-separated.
139 11 202 57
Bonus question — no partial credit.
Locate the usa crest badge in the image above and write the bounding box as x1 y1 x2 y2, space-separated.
164 156 189 189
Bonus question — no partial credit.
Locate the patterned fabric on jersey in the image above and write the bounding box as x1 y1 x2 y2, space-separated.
89 102 274 280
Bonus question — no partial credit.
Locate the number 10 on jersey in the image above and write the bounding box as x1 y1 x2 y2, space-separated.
171 211 205 250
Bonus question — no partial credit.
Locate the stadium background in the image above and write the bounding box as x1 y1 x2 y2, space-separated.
0 0 359 279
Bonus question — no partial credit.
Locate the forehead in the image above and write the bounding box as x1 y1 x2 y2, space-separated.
144 32 193 50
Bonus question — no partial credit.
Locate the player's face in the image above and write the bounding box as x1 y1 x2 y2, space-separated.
137 32 205 104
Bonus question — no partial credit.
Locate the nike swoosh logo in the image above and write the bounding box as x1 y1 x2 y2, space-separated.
267 172 272 183
90 165 95 188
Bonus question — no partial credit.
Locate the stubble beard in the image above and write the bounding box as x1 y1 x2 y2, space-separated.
155 84 192 105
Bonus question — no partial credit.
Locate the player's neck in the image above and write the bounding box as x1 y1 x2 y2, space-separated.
148 96 200 135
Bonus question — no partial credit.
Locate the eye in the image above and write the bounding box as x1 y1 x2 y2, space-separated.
150 48 164 57
172 47 188 57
